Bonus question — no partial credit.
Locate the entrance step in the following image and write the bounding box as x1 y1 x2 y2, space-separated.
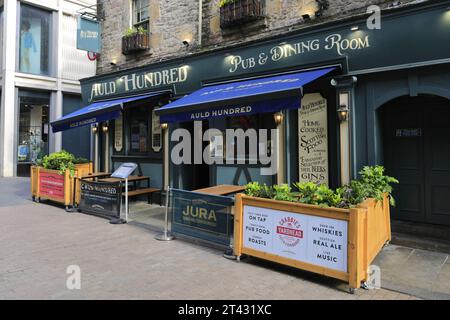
391 232 450 255
392 219 450 242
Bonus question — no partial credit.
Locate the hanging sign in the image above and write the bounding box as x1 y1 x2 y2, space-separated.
299 93 329 186
243 205 348 272
114 115 123 152
77 17 101 53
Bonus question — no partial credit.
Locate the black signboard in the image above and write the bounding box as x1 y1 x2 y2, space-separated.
78 180 122 219
170 189 235 247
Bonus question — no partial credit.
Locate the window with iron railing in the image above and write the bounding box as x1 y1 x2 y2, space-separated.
132 0 149 32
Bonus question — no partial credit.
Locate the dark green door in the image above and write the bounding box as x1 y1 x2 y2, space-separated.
383 96 450 226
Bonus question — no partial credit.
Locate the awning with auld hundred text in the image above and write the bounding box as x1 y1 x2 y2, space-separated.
51 92 168 133
155 67 336 123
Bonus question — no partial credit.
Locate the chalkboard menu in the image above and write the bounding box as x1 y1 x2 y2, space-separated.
78 180 122 219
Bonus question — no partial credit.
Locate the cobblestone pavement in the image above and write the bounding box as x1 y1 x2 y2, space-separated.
0 178 418 300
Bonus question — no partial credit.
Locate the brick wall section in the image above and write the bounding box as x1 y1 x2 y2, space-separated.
97 0 421 75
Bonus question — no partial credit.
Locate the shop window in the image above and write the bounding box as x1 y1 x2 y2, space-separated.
18 4 51 76
132 0 149 32
17 93 50 165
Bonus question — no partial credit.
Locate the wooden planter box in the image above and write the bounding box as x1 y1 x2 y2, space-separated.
122 33 149 54
220 0 264 29
31 163 93 210
233 194 391 292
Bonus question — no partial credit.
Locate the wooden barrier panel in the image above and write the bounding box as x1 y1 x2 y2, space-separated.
233 194 391 292
30 163 93 209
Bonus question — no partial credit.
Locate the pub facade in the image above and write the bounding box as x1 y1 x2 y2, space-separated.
52 0 450 230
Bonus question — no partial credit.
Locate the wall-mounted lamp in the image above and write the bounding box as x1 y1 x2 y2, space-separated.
337 104 350 122
302 14 311 21
274 112 284 126
92 124 99 134
102 122 109 133
110 61 117 66
160 123 169 130
350 25 359 31
182 40 190 47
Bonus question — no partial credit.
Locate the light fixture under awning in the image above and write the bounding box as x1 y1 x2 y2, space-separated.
155 67 337 123
51 92 170 133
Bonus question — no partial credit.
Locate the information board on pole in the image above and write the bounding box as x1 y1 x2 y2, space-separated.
111 163 138 179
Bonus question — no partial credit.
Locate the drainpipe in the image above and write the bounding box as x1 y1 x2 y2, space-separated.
198 0 202 46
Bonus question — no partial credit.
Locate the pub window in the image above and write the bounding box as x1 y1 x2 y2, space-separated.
132 0 149 32
130 117 148 154
224 114 275 162
124 105 162 155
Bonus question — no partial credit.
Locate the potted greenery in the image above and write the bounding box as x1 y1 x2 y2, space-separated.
31 150 93 211
122 26 149 54
233 166 398 293
219 0 264 29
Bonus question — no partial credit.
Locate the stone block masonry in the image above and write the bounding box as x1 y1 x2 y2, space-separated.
97 0 419 75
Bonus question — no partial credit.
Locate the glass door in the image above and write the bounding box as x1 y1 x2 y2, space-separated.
17 92 50 176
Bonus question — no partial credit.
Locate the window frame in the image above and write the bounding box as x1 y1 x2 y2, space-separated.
118 104 162 158
16 2 54 77
131 0 150 32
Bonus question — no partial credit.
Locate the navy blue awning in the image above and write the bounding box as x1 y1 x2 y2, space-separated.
156 67 336 123
51 92 168 132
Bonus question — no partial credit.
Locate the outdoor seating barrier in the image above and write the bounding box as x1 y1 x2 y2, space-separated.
77 178 123 222
30 163 93 211
167 188 235 249
233 193 392 293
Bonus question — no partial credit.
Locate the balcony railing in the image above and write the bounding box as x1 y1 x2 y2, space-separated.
122 33 149 55
220 0 264 29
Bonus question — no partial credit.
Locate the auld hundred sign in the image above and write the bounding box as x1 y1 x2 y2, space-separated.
89 65 189 101
82 5 450 103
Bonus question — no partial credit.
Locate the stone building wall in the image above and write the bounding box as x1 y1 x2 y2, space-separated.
96 0 419 75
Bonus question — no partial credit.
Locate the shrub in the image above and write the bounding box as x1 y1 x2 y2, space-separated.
244 166 399 209
219 0 236 8
36 150 89 177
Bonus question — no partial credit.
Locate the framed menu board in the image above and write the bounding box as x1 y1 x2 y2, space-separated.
298 93 329 186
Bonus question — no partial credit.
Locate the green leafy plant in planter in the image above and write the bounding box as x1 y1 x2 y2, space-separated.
123 26 148 37
36 150 89 177
292 182 343 208
244 166 399 209
219 0 236 8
